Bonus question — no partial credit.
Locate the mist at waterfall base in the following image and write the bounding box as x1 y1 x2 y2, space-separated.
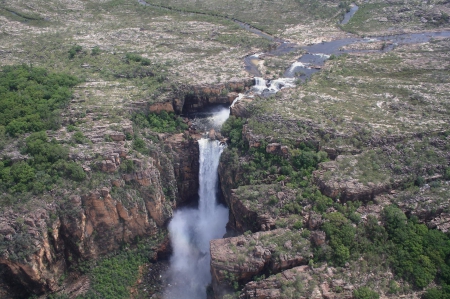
164 139 228 299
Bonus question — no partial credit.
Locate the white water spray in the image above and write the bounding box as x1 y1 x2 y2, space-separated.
252 77 268 93
164 139 228 299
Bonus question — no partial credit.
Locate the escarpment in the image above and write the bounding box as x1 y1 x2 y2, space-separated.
141 79 254 115
0 152 174 294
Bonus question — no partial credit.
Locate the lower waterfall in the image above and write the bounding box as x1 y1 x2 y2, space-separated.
164 138 229 299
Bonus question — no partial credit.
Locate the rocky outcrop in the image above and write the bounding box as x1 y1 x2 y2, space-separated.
177 79 253 114
265 143 289 158
210 229 311 298
313 160 395 202
230 98 253 118
149 101 175 113
238 264 351 299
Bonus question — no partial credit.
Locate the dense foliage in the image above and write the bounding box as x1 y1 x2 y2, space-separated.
132 111 188 133
76 234 166 299
314 205 450 293
0 64 79 136
0 132 85 197
222 116 328 188
221 115 246 149
81 250 146 299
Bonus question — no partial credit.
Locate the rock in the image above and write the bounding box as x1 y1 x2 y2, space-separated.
307 212 323 230
230 99 251 118
209 128 216 140
109 132 126 141
284 240 292 250
177 79 253 113
266 143 289 158
211 229 311 298
149 101 174 113
0 148 179 295
311 230 326 246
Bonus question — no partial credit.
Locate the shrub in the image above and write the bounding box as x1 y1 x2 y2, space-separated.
353 287 379 299
422 288 443 299
221 116 245 149
73 131 87 144
91 46 101 56
132 111 188 133
415 176 425 187
0 131 85 201
444 167 450 180
0 64 79 136
68 45 82 59
125 53 151 66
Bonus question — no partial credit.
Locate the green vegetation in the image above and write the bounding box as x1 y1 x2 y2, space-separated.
221 116 246 149
132 111 188 133
125 53 151 66
0 65 85 207
81 251 145 299
353 286 379 299
314 205 450 291
0 64 79 136
68 45 83 59
78 233 165 299
145 0 341 34
223 126 328 188
0 132 85 197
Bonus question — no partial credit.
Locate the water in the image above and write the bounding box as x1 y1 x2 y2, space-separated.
164 139 229 299
186 104 231 133
341 4 359 25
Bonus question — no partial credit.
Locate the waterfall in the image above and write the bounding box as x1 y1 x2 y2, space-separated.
253 77 267 93
164 139 228 299
230 93 244 108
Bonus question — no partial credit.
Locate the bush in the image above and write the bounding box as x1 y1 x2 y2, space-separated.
0 132 85 200
353 287 379 299
221 116 245 149
444 167 450 180
415 175 425 187
0 64 79 136
73 131 87 144
91 46 101 56
69 45 82 59
125 53 151 66
422 288 443 299
132 111 187 133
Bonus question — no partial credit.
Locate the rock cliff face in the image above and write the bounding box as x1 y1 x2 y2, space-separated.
0 124 206 296
163 133 200 205
0 153 174 295
176 80 253 114
210 229 311 298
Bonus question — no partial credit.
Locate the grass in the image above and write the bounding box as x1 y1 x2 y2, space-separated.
141 0 342 35
341 0 450 35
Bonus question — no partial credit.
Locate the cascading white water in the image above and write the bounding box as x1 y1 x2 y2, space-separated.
164 139 229 299
253 77 267 93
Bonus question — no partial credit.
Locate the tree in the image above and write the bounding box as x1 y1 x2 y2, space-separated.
353 287 379 299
